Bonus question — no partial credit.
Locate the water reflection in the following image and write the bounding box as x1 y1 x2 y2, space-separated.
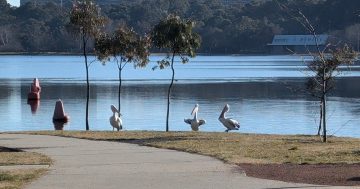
53 121 67 130
27 100 40 114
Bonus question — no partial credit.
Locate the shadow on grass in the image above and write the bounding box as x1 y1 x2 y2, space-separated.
347 177 360 181
0 147 22 152
15 146 60 151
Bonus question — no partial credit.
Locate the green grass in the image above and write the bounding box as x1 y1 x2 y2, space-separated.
24 131 360 165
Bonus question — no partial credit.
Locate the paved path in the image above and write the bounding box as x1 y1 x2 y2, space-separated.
0 134 353 189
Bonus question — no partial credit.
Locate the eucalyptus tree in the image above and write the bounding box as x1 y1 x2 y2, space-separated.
151 15 201 132
69 0 106 130
95 25 150 112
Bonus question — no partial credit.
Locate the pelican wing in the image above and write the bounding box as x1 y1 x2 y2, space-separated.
184 119 192 125
220 118 239 130
199 119 206 126
228 118 240 128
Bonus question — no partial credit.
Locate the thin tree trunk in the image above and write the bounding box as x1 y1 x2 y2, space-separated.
83 34 90 131
317 100 322 136
166 53 176 132
118 60 122 111
322 95 327 142
322 78 327 142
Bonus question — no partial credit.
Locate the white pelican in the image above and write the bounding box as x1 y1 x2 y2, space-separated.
110 105 122 131
219 104 240 132
184 104 206 131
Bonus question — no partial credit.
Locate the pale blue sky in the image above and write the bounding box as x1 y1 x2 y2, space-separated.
7 0 20 7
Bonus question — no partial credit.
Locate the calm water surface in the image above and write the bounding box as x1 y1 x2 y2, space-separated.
0 55 359 138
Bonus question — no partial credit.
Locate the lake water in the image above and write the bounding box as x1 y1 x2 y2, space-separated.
0 55 360 138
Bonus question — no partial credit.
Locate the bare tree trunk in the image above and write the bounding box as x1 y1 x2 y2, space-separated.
166 53 176 132
83 34 90 131
317 100 322 136
322 79 327 142
118 60 122 111
322 95 327 142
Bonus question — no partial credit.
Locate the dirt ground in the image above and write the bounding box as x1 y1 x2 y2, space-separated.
238 163 360 186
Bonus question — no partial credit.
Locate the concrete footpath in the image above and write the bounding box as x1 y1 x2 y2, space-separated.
0 134 353 189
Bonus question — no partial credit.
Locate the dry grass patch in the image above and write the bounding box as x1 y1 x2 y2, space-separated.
0 169 46 189
0 147 51 166
0 152 51 166
0 147 51 189
24 131 360 164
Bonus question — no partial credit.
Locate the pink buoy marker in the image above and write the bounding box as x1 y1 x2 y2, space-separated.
27 78 41 100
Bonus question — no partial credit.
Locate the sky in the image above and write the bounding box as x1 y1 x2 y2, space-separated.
7 0 20 7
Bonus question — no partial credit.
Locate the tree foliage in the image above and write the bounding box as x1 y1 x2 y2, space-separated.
95 25 150 110
306 45 357 98
69 0 106 39
152 15 200 68
96 26 150 66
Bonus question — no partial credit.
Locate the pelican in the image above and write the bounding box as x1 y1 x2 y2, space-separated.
110 105 122 131
219 104 240 132
184 104 206 131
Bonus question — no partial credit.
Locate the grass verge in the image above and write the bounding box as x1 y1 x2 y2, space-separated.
0 152 51 166
23 131 360 164
0 169 47 189
0 147 51 189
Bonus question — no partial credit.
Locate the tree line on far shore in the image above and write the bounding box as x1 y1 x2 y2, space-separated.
1 0 360 54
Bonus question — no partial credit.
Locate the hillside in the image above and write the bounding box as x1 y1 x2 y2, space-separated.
0 0 359 54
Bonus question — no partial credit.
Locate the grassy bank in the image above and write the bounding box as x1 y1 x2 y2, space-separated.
0 169 47 189
0 147 51 189
24 131 360 165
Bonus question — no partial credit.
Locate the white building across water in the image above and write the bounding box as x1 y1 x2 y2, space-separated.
268 34 329 54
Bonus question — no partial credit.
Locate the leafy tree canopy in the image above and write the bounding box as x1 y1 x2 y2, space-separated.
152 15 201 68
69 0 106 39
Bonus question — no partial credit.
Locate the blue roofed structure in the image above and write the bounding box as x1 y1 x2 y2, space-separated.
268 34 330 54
